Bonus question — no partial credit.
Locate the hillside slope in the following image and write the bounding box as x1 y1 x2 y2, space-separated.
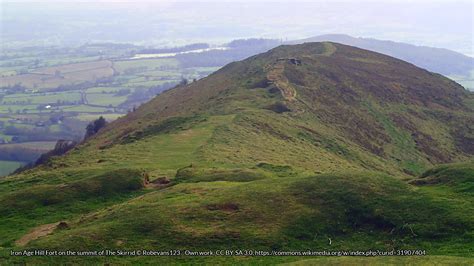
290 34 474 77
53 42 473 175
290 34 474 91
148 35 474 90
1 42 473 264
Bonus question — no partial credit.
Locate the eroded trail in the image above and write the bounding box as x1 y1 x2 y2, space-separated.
15 222 65 246
266 61 297 101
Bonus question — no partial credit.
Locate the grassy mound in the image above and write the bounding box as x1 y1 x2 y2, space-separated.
120 115 207 144
1 169 144 213
175 166 269 183
286 173 471 246
0 169 145 247
411 162 474 194
15 170 471 261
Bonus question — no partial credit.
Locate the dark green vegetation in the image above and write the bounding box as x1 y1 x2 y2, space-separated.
0 42 473 264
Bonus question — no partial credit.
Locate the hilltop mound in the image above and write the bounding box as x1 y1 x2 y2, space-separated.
70 42 472 175
1 42 473 264
291 34 474 78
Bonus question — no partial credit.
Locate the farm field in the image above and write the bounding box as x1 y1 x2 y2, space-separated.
0 43 222 175
75 113 123 122
0 160 23 176
0 141 57 149
113 58 180 73
1 91 82 105
0 60 115 90
30 60 113 75
0 141 57 173
86 93 128 107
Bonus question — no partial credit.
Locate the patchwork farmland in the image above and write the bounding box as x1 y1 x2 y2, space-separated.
0 44 219 175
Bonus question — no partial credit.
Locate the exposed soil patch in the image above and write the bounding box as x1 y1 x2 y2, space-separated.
57 221 70 230
151 177 171 185
144 176 171 188
16 221 68 246
266 62 297 101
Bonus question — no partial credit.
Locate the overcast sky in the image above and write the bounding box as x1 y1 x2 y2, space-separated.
1 0 472 56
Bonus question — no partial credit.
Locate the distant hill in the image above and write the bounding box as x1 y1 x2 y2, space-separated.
174 35 474 90
175 38 281 68
289 34 474 89
1 43 473 264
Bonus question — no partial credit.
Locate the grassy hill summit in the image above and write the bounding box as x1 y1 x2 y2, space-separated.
1 42 473 264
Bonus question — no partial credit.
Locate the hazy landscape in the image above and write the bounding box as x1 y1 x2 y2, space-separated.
1 36 473 176
0 1 473 264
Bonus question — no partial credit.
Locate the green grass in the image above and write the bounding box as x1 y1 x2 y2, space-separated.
61 105 112 113
85 87 123 93
1 107 471 263
30 60 112 75
113 58 179 73
41 56 102 67
1 91 81 105
2 167 471 263
174 166 270 183
123 79 173 87
86 93 128 107
412 161 474 194
75 113 123 122
0 61 114 90
362 101 427 175
142 69 185 77
0 169 145 247
0 104 40 113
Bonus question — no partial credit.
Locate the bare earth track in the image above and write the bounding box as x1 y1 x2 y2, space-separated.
15 222 63 247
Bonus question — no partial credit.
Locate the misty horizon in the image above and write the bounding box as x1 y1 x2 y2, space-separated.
1 1 473 57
